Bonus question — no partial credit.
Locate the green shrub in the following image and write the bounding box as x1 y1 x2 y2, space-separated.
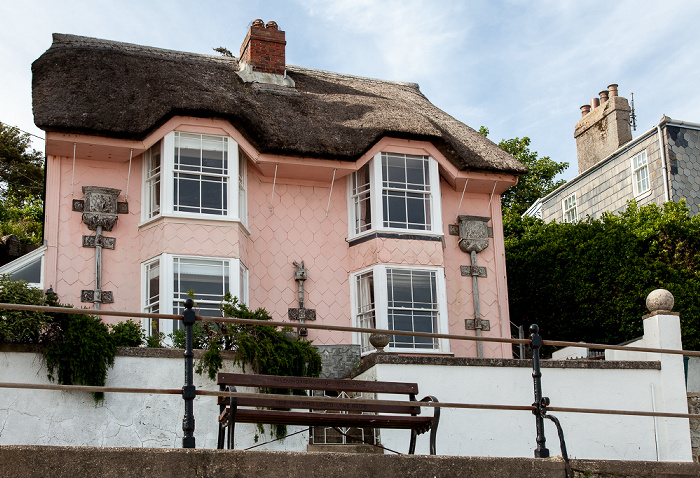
0 275 49 343
505 200 700 351
146 331 166 348
109 319 145 347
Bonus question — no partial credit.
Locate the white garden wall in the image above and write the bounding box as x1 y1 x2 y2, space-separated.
0 347 308 451
354 312 692 461
0 312 692 461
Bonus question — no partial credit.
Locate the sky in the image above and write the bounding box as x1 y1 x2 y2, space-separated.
2 0 700 182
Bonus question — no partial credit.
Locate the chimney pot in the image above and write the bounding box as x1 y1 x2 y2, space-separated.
591 98 600 109
580 104 591 117
599 90 609 103
240 20 287 75
608 84 618 97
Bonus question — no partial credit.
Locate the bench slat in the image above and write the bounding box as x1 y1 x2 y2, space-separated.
229 408 434 430
217 396 420 415
217 373 419 395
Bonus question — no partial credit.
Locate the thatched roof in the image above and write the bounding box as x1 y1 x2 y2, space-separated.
32 34 526 174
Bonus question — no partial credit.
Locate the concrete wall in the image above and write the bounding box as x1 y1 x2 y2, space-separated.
2 446 700 478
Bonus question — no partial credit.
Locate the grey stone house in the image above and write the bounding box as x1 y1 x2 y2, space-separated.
525 84 700 222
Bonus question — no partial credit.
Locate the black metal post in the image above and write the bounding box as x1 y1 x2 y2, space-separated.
182 298 196 448
530 324 549 458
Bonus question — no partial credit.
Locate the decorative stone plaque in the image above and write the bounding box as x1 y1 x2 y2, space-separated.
81 186 121 231
457 215 490 253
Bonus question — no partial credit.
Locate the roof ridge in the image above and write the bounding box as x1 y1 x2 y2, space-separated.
50 33 237 66
286 64 420 90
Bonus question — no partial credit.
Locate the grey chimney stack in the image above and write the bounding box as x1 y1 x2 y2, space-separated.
574 83 632 174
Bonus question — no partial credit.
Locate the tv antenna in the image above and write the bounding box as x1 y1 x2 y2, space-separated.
629 92 637 131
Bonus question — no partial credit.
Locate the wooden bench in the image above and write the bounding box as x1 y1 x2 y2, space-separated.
216 373 440 454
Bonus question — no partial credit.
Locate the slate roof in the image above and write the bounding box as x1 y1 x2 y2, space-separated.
32 34 526 174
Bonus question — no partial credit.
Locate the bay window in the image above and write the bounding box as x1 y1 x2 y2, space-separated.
142 132 247 224
352 265 448 353
142 254 247 338
348 152 442 238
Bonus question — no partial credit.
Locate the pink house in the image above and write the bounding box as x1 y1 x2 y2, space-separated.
28 21 526 359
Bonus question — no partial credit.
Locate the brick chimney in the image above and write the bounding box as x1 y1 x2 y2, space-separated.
239 19 286 75
574 84 632 174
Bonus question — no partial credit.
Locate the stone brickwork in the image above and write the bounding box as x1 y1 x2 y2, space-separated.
540 130 664 222
539 123 700 223
667 126 700 216
315 344 361 379
689 394 700 462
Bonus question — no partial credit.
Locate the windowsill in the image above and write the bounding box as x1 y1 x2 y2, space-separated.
347 229 444 246
360 347 451 357
634 190 652 201
138 214 249 233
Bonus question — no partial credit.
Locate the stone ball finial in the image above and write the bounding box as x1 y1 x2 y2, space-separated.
646 289 674 313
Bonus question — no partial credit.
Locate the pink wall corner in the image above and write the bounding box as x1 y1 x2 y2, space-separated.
246 170 352 346
45 155 142 322
440 178 512 358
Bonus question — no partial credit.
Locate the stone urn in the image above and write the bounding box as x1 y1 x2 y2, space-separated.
369 333 390 353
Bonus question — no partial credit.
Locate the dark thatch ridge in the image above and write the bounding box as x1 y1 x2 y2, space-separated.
32 34 526 174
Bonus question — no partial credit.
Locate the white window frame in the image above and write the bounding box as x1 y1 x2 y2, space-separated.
141 253 243 339
141 132 245 224
351 265 449 354
562 193 577 223
0 245 46 289
631 150 651 199
347 152 443 239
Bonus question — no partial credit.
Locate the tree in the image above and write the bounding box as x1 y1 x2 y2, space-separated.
479 126 568 216
0 123 44 206
504 200 700 352
0 123 44 245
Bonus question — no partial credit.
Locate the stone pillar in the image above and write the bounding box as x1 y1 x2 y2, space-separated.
639 290 692 461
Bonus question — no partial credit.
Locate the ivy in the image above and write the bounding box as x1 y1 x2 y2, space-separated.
43 307 117 402
505 200 700 352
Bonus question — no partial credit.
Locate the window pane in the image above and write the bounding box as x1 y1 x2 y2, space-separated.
386 269 438 349
175 174 201 211
406 193 427 229
173 132 229 215
381 153 431 230
10 258 41 283
201 178 224 212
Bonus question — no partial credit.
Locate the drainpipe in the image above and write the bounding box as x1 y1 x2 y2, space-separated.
471 250 483 358
657 120 671 203
94 225 102 310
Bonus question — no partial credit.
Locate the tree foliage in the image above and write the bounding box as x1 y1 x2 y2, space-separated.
0 124 44 206
479 126 568 216
0 124 44 245
504 200 700 352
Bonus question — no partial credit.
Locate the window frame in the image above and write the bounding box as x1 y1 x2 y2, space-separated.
141 253 246 340
141 132 246 224
0 245 46 289
351 265 449 354
562 193 578 223
347 152 443 239
631 150 651 199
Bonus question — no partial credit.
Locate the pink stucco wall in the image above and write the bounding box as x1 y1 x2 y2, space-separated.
43 118 516 357
44 155 142 321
